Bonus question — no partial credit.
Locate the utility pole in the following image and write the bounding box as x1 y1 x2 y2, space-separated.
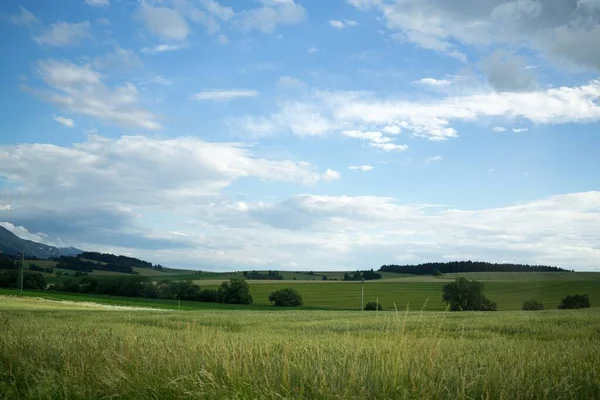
361 278 365 311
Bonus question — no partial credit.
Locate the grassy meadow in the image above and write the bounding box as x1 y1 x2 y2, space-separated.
1 296 599 399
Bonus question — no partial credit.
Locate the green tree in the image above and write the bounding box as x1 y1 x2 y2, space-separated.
522 299 544 311
558 294 590 309
217 279 253 304
268 288 303 307
442 278 497 311
364 301 382 311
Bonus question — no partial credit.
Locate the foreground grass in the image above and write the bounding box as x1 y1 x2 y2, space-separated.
1 298 599 400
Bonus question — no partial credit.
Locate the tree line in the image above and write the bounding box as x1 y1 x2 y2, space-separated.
380 261 571 275
243 270 284 280
343 270 383 281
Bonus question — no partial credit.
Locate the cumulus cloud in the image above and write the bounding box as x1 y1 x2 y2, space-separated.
190 89 259 101
53 115 75 128
349 0 600 71
33 21 91 47
25 59 161 129
492 126 506 132
342 129 408 151
235 0 307 33
329 20 345 28
480 49 537 92
137 1 190 41
512 127 528 132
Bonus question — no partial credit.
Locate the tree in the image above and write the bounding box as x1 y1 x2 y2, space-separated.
522 299 544 311
442 278 497 311
217 279 253 304
268 288 303 307
364 301 382 311
0 270 46 289
558 294 590 309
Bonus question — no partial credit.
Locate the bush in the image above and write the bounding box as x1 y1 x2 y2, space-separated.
522 299 544 311
442 278 497 311
558 294 590 309
268 288 303 307
364 301 382 311
217 279 253 304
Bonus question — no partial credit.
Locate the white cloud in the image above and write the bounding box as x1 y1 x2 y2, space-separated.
512 128 529 132
307 47 319 53
492 126 506 132
237 79 600 142
370 142 408 152
349 0 600 70
33 21 91 47
236 0 307 33
277 76 304 87
349 165 374 171
9 6 39 26
425 156 443 163
190 89 259 101
323 168 341 181
217 34 229 44
383 126 401 135
0 135 338 210
329 20 345 28
140 44 187 54
85 0 110 7
137 2 190 41
0 204 11 211
53 115 75 128
26 59 161 129
415 78 451 86
345 20 358 26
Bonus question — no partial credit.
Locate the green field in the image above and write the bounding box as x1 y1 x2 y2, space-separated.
1 297 599 399
194 280 599 311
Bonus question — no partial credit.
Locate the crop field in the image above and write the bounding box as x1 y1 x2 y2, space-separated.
1 296 599 400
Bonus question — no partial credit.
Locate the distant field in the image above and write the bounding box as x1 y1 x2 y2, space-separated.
1 299 598 399
443 271 600 281
193 280 599 311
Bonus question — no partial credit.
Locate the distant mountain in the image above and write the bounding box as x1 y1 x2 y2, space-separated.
0 226 84 259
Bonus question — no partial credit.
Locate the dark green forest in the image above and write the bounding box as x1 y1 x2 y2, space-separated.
380 261 572 275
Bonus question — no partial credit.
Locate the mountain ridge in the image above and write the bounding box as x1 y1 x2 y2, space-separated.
0 226 83 259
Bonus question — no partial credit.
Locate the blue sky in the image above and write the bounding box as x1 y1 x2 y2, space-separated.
1 0 600 271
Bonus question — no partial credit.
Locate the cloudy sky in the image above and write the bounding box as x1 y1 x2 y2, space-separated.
1 0 599 271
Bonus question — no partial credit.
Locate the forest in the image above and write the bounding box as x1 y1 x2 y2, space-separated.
379 261 572 275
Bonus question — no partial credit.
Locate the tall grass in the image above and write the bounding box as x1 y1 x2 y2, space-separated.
1 301 599 399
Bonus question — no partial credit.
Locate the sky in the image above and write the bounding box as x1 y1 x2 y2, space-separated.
0 0 600 271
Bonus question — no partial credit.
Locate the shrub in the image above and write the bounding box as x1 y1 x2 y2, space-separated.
364 301 382 311
268 288 303 307
522 299 544 311
442 278 497 311
558 294 590 309
217 279 253 304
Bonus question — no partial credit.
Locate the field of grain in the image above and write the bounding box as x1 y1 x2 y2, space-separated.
1 296 599 400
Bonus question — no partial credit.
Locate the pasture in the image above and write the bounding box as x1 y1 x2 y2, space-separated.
1 297 599 399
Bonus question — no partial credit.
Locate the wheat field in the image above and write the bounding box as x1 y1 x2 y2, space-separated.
1 297 599 399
